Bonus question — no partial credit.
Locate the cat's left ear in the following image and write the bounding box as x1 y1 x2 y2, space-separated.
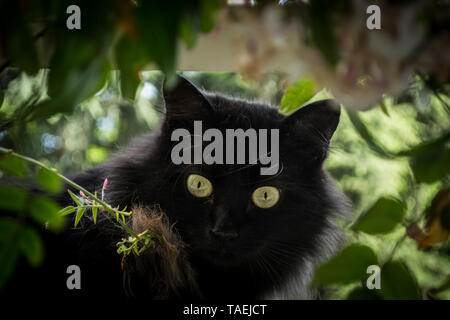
163 74 213 122
281 99 340 143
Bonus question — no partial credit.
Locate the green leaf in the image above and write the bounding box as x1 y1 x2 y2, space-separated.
35 41 109 119
74 207 86 227
379 261 422 300
279 79 315 115
92 206 98 224
58 206 76 217
0 217 19 242
347 287 380 300
410 144 450 184
0 154 27 177
304 0 339 66
18 226 44 267
29 196 65 232
0 185 27 211
67 189 83 206
0 242 20 288
180 15 198 49
36 168 62 193
137 2 181 77
198 0 221 33
353 197 405 235
314 245 377 285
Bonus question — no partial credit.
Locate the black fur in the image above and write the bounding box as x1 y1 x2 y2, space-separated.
3 76 346 299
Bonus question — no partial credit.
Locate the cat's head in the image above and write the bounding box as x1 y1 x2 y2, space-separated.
138 75 342 271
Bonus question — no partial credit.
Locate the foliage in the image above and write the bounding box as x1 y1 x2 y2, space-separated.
0 0 449 299
0 147 157 286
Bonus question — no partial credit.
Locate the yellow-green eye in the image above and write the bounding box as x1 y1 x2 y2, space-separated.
186 174 213 198
252 186 280 209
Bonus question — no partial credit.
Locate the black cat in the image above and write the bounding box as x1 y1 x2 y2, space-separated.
4 76 347 300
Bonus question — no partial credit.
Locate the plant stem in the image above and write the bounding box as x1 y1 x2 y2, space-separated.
0 147 139 238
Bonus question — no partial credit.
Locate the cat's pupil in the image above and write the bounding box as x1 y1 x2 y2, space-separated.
197 181 201 189
264 192 267 200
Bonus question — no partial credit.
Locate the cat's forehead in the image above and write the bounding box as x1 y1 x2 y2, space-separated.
204 93 283 129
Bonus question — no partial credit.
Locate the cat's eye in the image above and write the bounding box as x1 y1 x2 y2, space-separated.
252 186 280 209
186 174 213 198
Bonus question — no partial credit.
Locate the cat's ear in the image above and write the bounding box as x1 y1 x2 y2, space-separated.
163 74 213 123
281 99 340 143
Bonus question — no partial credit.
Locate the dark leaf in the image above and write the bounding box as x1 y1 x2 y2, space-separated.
314 245 377 285
0 217 19 242
0 185 27 211
353 197 404 235
0 242 19 288
410 144 450 184
0 154 27 177
36 168 62 193
29 196 65 232
18 226 44 267
379 261 422 300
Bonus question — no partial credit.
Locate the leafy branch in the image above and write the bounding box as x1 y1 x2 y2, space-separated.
0 147 158 261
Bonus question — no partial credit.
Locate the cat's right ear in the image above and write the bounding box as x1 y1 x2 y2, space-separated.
163 74 213 128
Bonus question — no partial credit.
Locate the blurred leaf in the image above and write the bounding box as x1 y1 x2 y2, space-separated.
379 101 390 116
74 207 86 227
410 144 450 184
347 110 394 158
0 217 19 242
314 244 377 285
417 188 450 249
379 261 422 300
180 15 198 49
136 2 182 77
0 185 27 211
397 131 450 157
18 226 44 267
303 0 339 66
0 154 27 177
428 276 450 299
279 79 315 115
346 287 380 300
86 146 108 164
36 168 62 193
29 196 65 232
116 37 146 100
35 38 109 119
199 0 221 32
5 1 39 75
0 242 19 288
353 197 404 235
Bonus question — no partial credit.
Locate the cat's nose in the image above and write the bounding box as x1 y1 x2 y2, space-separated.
210 228 239 240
